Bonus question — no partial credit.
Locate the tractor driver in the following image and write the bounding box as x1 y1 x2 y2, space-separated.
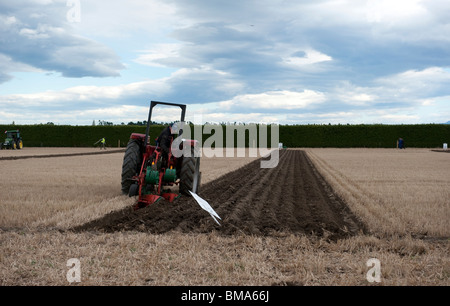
156 122 181 163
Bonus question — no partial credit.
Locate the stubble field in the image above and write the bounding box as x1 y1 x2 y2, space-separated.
0 147 448 286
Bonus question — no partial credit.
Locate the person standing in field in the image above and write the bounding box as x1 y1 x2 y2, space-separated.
101 137 106 150
397 137 405 149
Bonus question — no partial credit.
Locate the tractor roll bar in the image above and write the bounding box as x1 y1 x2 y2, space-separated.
144 101 187 146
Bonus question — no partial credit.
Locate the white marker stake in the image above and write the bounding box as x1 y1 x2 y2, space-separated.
189 191 221 225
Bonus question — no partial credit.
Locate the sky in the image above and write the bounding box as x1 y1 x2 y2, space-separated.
0 0 449 125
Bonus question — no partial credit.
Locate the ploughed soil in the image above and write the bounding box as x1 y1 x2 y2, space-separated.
73 150 367 239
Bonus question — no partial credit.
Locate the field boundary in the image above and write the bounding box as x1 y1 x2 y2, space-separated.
1 123 449 148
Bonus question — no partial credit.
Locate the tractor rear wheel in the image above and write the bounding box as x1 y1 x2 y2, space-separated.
179 148 201 195
121 139 142 195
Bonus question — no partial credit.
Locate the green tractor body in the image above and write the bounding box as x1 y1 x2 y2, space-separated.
1 130 23 150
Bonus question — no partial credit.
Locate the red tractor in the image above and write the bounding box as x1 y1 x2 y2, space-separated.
121 101 201 209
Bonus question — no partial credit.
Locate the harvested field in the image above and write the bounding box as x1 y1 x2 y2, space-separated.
0 147 124 160
74 150 366 239
0 148 449 286
0 148 257 230
306 148 450 238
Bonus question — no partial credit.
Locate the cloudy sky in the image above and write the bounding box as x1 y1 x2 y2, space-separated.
1 0 449 125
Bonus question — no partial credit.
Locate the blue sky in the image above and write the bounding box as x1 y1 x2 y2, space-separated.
0 0 449 125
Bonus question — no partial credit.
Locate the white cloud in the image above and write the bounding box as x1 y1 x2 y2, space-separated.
282 49 332 68
19 24 64 39
375 67 450 98
285 111 359 124
1 79 171 108
73 1 180 38
333 81 378 106
366 0 426 24
219 90 327 111
134 43 182 68
0 15 18 26
381 113 420 121
201 112 281 124
383 67 450 83
165 66 245 102
329 67 450 110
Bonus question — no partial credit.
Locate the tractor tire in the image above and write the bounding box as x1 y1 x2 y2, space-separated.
179 148 201 195
17 140 23 150
121 139 142 195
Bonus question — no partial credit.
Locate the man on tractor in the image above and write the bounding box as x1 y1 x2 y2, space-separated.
156 122 181 166
156 122 181 172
